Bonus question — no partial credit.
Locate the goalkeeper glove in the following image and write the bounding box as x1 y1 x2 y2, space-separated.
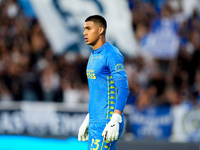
102 113 122 142
78 113 89 141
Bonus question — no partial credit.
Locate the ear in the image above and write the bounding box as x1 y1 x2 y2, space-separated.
99 27 104 35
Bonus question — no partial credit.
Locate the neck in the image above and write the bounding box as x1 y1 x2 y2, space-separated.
92 36 106 50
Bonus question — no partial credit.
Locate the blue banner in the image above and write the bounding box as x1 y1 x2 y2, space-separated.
141 18 180 59
129 105 173 140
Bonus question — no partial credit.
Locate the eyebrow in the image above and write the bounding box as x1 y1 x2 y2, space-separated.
83 26 90 29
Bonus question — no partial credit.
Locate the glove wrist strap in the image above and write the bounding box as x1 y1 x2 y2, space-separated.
111 113 122 123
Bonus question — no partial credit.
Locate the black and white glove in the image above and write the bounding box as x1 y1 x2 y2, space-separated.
102 113 122 142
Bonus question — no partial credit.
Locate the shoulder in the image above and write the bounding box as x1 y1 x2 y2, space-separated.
106 43 123 58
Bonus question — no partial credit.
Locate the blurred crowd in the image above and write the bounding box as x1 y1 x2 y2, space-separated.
126 0 200 109
0 0 200 109
0 0 89 105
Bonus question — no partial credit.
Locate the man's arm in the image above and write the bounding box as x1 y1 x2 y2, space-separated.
114 109 122 115
102 82 130 142
103 51 130 142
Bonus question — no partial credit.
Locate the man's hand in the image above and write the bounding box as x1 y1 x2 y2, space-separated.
102 113 122 142
78 113 89 141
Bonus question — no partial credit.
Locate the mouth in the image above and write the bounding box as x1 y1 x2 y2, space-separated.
85 37 88 42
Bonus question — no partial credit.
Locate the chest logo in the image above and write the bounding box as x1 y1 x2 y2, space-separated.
90 57 94 65
95 55 102 59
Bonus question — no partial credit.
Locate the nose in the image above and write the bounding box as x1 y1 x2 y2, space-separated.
83 30 86 36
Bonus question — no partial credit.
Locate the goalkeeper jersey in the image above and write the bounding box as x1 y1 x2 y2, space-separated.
87 41 129 123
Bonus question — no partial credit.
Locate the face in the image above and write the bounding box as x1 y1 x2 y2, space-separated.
83 21 101 46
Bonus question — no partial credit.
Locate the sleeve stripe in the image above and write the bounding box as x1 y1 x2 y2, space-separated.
106 75 110 119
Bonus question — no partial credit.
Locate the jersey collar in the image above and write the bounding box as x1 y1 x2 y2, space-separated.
92 41 109 54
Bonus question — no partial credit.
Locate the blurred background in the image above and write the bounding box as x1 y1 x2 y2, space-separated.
0 0 200 149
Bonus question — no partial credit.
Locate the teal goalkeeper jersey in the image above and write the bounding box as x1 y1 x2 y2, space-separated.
86 41 129 123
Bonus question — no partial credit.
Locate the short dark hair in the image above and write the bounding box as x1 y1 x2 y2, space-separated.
85 15 107 31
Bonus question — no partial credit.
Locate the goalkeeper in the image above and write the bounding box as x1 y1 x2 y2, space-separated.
78 15 130 150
